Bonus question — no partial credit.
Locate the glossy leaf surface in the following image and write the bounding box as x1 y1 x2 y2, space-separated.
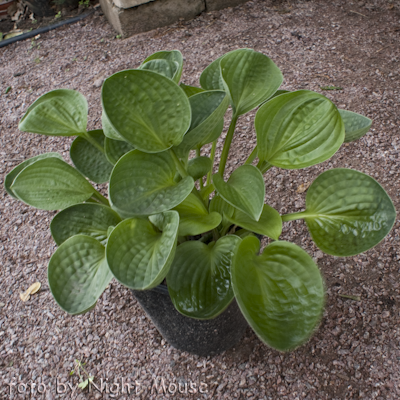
232 237 325 351
227 204 282 240
104 137 134 165
339 109 372 143
11 157 94 210
106 211 179 290
70 130 113 184
19 89 88 136
109 150 194 217
50 203 122 246
167 235 241 319
174 90 228 157
300 169 396 256
213 165 265 221
173 193 222 236
255 90 344 169
142 50 183 83
5 152 62 199
220 49 283 115
48 235 112 314
102 70 191 153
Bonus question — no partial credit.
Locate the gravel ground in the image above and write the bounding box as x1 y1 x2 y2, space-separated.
1 0 400 398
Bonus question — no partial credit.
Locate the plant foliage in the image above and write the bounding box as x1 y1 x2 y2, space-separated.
6 49 395 352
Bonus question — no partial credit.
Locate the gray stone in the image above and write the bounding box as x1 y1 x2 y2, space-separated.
100 0 205 38
205 0 248 12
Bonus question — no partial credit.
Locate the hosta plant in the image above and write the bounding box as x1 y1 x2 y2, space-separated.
6 49 396 352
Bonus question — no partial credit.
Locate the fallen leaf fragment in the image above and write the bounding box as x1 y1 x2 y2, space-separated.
296 182 311 193
27 282 41 295
20 291 30 302
19 281 41 302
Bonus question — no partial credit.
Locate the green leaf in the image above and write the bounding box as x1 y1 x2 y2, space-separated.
174 90 228 157
298 169 396 256
219 49 283 115
180 83 205 97
19 89 87 136
231 237 325 351
102 111 124 141
139 59 178 80
70 130 113 184
78 380 89 390
5 152 62 199
167 235 241 319
11 157 95 210
200 53 226 91
142 50 183 83
109 150 194 217
339 109 372 143
102 70 191 153
106 211 179 290
226 204 282 240
173 193 222 236
50 203 122 246
187 157 212 181
48 235 112 314
255 90 345 169
209 194 235 228
104 137 134 165
213 165 265 221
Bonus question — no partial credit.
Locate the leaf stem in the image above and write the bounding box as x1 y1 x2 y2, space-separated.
169 148 189 178
206 140 217 186
245 146 258 165
196 148 204 189
82 131 105 154
218 113 238 176
260 161 272 174
281 211 306 222
91 190 110 206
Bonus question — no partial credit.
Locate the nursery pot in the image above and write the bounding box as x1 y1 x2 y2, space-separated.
132 285 249 357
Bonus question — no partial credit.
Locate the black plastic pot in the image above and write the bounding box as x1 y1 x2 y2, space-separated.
132 285 248 357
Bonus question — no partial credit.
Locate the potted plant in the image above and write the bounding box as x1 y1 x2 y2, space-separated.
6 49 396 355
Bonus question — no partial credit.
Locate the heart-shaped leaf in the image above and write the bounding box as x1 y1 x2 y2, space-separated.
19 89 88 136
104 137 134 165
50 203 122 246
106 211 179 290
102 111 124 141
219 49 283 116
292 168 396 256
226 204 282 240
70 130 113 184
5 152 62 199
339 109 372 143
109 150 194 217
173 193 222 236
142 50 183 83
174 90 228 157
11 157 95 210
213 165 265 221
231 237 325 351
255 90 344 169
102 69 191 153
180 83 205 97
139 59 179 80
48 235 112 314
187 157 212 181
167 235 241 319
